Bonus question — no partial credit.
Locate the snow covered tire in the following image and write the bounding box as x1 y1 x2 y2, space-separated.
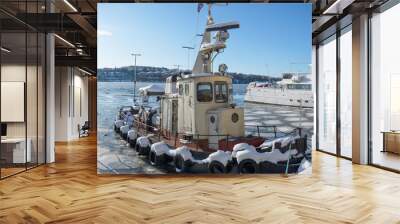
238 159 259 174
138 146 151 156
122 133 128 140
129 138 137 148
150 151 167 166
208 161 227 174
174 155 191 173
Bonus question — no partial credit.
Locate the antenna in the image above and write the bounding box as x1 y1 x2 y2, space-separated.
172 64 182 71
131 52 142 104
182 46 195 71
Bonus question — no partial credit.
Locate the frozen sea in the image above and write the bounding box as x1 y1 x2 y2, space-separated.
97 82 313 174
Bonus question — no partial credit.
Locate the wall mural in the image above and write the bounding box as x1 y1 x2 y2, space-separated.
97 3 313 175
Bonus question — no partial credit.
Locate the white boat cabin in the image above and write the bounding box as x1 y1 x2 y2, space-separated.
160 3 244 150
161 73 244 149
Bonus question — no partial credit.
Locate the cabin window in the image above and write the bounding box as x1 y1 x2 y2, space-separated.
185 83 189 96
214 81 228 103
179 84 183 95
197 82 213 102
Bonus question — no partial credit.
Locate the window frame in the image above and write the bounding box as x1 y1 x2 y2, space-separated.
184 83 189 96
196 82 213 102
214 81 228 103
178 84 183 96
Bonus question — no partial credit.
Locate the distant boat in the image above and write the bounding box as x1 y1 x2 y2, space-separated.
244 73 313 108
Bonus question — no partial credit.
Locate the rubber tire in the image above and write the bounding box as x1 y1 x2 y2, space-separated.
174 155 191 173
238 159 259 174
149 151 164 166
208 161 227 174
231 157 238 166
129 139 137 148
138 146 150 156
225 161 233 173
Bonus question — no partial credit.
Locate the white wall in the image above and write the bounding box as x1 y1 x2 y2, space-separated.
1 62 47 164
54 67 89 141
1 64 28 138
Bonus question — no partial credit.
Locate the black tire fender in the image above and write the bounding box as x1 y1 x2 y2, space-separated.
174 154 191 173
149 150 165 166
208 161 227 174
238 159 259 174
138 146 151 156
129 138 137 148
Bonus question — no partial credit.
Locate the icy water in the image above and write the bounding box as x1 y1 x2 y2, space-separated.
97 82 313 174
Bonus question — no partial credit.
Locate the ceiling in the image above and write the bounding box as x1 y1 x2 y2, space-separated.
1 0 98 74
311 0 390 43
1 0 395 74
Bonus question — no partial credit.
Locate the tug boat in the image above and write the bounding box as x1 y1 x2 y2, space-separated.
113 4 310 174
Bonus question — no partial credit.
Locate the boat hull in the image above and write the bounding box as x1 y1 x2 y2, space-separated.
244 87 313 108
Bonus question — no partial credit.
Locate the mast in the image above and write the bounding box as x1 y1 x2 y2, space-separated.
192 4 239 75
192 4 213 74
131 52 141 104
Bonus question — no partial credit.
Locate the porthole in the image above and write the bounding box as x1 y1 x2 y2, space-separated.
231 113 239 123
210 116 216 123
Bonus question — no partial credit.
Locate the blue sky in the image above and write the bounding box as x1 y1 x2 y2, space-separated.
98 3 311 77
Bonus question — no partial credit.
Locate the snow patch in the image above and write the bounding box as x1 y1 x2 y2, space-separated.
137 136 151 148
232 143 253 158
297 158 311 173
175 146 232 166
259 135 300 149
114 120 124 129
175 146 196 162
120 125 130 134
233 142 298 165
127 130 137 140
151 142 171 156
204 150 232 166
126 115 135 126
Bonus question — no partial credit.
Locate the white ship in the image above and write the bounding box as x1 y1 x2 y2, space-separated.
244 73 313 108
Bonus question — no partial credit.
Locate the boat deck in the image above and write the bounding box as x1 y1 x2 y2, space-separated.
98 102 313 174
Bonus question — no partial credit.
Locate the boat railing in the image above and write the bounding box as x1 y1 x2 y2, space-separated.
131 118 303 150
244 125 302 139
132 118 163 141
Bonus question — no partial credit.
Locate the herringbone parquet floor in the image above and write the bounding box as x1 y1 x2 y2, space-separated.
1 135 400 223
